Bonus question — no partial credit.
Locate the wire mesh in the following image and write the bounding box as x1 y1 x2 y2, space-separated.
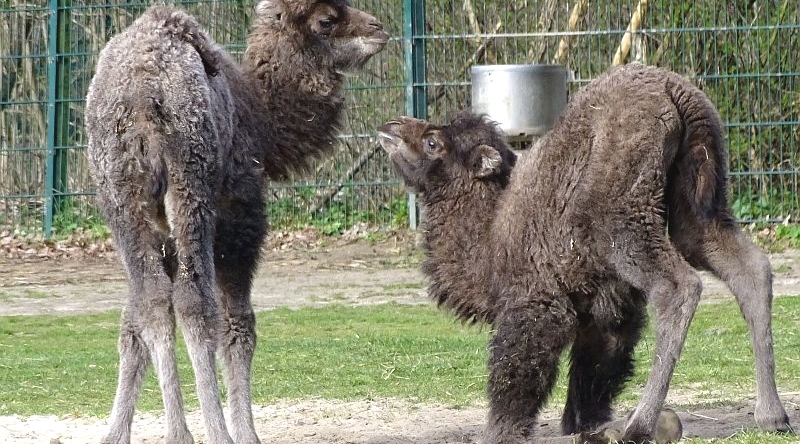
420 0 800 223
1 3 50 235
0 0 798 237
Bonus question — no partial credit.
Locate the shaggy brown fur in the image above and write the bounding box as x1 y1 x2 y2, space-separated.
378 64 791 443
84 1 387 443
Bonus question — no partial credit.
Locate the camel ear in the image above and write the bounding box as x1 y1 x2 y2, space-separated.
255 0 286 24
472 144 503 178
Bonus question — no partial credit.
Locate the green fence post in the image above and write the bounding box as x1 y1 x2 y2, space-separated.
44 0 59 238
403 0 426 230
44 0 70 238
54 0 71 228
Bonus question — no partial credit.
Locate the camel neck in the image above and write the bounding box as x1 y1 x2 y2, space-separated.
418 182 504 323
237 33 345 181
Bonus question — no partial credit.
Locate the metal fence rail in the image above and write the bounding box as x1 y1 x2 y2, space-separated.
1 0 798 238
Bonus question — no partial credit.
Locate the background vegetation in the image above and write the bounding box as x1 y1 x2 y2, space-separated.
1 0 798 237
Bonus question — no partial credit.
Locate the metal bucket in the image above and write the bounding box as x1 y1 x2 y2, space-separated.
471 64 568 139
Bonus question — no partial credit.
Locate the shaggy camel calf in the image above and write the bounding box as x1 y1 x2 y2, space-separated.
85 1 387 443
378 64 791 443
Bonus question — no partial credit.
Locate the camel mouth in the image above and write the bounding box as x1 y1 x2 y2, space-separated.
377 130 401 153
360 34 390 56
382 148 419 191
365 34 390 46
335 35 390 73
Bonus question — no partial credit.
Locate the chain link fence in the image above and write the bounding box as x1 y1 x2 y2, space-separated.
1 0 798 238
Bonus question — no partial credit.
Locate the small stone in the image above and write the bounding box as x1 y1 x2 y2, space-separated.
655 408 683 444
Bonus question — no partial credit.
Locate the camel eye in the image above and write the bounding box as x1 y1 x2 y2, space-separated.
313 14 338 37
425 138 438 152
319 18 335 30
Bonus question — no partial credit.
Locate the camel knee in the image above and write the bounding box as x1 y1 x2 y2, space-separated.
221 313 257 356
748 251 773 297
117 322 151 359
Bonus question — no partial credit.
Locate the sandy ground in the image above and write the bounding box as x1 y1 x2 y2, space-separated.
3 240 800 316
1 238 800 443
2 398 799 444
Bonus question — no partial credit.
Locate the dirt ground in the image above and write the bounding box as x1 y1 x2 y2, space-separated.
1 235 800 443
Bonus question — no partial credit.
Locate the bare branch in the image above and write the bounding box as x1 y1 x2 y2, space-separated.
308 142 383 215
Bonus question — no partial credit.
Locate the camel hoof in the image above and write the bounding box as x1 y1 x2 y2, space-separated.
604 427 623 442
755 410 793 433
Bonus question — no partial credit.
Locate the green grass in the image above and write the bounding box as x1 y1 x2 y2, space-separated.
0 298 798 427
773 264 793 274
682 432 800 444
21 289 52 299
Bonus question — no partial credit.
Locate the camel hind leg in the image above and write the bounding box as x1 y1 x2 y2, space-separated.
606 234 702 443
670 214 792 432
164 156 233 444
214 193 267 444
102 307 151 444
97 189 192 444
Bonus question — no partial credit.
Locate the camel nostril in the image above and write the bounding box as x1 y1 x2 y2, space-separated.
370 21 383 31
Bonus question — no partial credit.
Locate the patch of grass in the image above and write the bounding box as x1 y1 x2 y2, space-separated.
748 223 800 252
0 298 799 428
363 229 392 244
773 264 792 274
21 289 52 299
0 289 52 301
50 197 111 241
0 315 123 416
267 193 409 236
774 224 800 249
308 292 348 302
683 431 799 444
381 282 426 291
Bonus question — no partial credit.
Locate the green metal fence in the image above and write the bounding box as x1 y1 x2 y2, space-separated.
416 0 800 224
1 0 798 238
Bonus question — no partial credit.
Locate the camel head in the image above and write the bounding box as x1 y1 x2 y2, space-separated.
378 112 517 194
254 0 388 72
